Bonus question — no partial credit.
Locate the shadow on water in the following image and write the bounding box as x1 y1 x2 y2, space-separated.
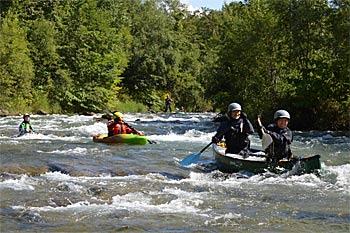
283 210 350 229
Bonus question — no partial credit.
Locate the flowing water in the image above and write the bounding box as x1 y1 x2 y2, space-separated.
0 113 349 232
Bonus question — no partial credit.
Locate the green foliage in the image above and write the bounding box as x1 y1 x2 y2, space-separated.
54 0 131 112
204 0 348 129
27 17 72 108
0 0 348 130
115 100 148 113
31 90 63 113
0 11 34 110
121 0 206 111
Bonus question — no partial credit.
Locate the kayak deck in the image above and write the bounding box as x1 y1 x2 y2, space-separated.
93 133 147 145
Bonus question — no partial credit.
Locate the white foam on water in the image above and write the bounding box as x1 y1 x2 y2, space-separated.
174 171 243 189
10 180 208 217
67 122 107 137
2 133 83 142
246 172 323 187
176 170 329 194
38 147 109 155
322 164 350 194
150 129 214 142
61 115 94 123
0 138 22 145
204 212 242 227
40 171 74 182
123 113 207 123
111 189 208 216
40 171 159 183
43 147 88 155
0 175 36 191
12 200 105 212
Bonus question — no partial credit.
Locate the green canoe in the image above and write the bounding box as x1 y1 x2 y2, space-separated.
93 133 148 145
213 143 321 175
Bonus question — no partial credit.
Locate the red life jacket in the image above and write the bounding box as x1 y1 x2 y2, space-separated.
107 121 129 136
113 123 127 134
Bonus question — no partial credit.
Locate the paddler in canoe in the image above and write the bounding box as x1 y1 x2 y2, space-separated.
211 103 255 155
179 102 255 166
257 110 293 162
212 108 320 174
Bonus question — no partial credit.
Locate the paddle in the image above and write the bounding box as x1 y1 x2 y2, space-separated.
122 121 157 144
179 125 234 166
257 116 273 150
179 141 213 166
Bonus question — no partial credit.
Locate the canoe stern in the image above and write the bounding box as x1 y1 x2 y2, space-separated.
213 144 321 175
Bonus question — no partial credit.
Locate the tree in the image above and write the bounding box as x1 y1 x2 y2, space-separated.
0 12 34 111
55 0 131 112
122 0 205 111
279 0 349 129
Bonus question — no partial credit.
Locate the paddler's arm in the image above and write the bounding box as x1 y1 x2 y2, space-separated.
257 115 266 139
29 123 35 133
19 123 26 134
123 122 143 135
241 112 254 134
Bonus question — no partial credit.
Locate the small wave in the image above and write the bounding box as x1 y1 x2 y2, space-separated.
321 164 350 194
42 147 88 155
111 190 208 216
0 175 36 190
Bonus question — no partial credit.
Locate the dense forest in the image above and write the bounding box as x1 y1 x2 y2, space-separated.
0 0 348 130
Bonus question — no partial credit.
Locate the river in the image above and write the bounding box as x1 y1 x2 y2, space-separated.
0 113 349 232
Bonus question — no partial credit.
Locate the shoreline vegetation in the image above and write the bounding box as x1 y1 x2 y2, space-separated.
0 100 150 116
0 0 348 131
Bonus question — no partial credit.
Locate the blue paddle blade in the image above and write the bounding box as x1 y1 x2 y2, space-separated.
179 152 201 166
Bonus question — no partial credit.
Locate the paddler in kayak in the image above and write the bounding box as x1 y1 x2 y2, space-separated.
212 103 254 155
107 112 143 137
18 113 35 136
257 110 293 161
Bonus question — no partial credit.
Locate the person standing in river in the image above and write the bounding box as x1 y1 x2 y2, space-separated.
164 95 172 112
212 103 254 155
18 113 34 135
257 110 293 161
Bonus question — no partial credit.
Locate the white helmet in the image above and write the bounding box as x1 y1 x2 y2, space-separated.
274 110 290 120
227 103 241 112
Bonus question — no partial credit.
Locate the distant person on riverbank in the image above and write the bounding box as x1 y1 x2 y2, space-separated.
107 111 142 137
257 110 293 161
212 103 254 155
18 113 34 135
164 95 172 112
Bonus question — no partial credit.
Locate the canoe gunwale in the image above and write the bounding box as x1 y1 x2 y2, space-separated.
212 144 321 174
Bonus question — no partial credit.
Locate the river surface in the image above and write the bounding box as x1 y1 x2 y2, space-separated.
0 113 349 232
